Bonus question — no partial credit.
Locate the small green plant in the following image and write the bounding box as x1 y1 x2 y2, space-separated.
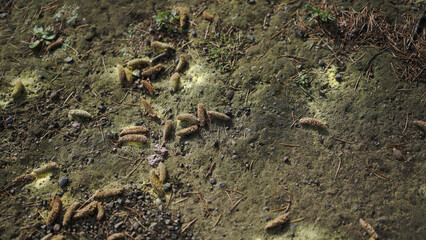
153 10 180 32
305 4 335 22
294 72 311 89
30 25 56 49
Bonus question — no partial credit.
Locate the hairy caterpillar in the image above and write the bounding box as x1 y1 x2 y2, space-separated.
413 120 426 132
176 55 187 73
63 201 80 226
141 64 164 77
119 126 149 137
68 109 92 121
359 218 379 239
176 125 199 136
107 233 126 240
157 162 167 184
197 103 208 127
170 72 180 93
141 98 158 118
163 120 174 142
5 173 37 189
207 111 231 121
118 134 148 145
299 117 326 128
176 114 199 125
46 196 62 226
151 41 173 51
117 64 127 85
93 188 124 199
141 80 155 96
73 201 98 220
11 80 26 100
265 212 289 230
33 162 58 176
126 58 150 70
46 37 63 52
96 202 104 221
150 169 165 197
203 11 214 21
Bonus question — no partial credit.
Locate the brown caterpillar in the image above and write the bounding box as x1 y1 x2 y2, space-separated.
46 196 62 226
119 126 149 137
11 80 26 100
197 103 208 127
359 218 379 239
126 58 150 69
176 114 199 125
93 188 124 199
176 125 199 136
141 98 158 118
157 162 167 184
46 37 63 52
413 120 426 132
203 11 214 21
207 111 231 121
150 169 165 197
118 134 148 145
163 120 174 142
33 162 58 176
299 117 326 128
50 235 65 240
393 148 405 161
180 10 188 29
265 212 289 230
6 173 37 189
68 109 92 121
170 72 180 93
117 64 127 85
107 233 126 240
141 64 164 77
96 201 104 221
176 55 187 73
142 80 155 96
63 201 80 226
73 201 98 220
151 41 173 51
124 67 133 83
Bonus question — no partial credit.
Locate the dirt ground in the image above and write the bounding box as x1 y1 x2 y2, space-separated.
0 0 425 239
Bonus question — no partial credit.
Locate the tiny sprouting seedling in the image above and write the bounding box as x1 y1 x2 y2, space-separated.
295 72 311 89
153 10 180 32
305 4 335 22
30 25 56 49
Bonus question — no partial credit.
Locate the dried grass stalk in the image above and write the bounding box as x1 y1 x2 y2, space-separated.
170 72 180 93
119 126 149 137
163 120 174 142
141 98 158 118
413 120 426 132
157 162 167 183
265 212 289 230
141 64 164 77
118 134 148 145
176 125 199 136
96 202 104 221
141 80 155 95
107 233 126 240
299 117 326 128
93 188 124 199
207 111 231 121
73 201 98 220
359 218 379 239
197 103 208 127
176 55 187 73
126 58 150 69
176 114 199 125
203 11 214 21
33 162 58 176
63 201 80 226
46 196 62 226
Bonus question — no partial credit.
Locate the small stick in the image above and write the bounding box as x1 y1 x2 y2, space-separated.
213 213 222 227
402 114 408 133
334 137 354 144
249 160 254 173
272 204 290 212
354 75 361 91
334 157 342 179
371 169 390 180
279 143 300 147
225 189 247 198
229 198 242 212
174 197 189 204
55 129 75 140
181 218 197 233
204 161 216 179
291 111 296 129
289 217 304 223
194 185 213 216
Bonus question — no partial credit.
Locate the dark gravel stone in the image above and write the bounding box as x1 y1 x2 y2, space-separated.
335 74 343 82
65 57 74 63
209 178 217 185
58 176 69 188
219 182 226 188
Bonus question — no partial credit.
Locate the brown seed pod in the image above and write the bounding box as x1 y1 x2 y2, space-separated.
126 58 150 69
96 202 104 221
197 103 208 127
117 64 127 85
393 148 405 161
141 80 155 96
93 188 124 199
141 98 158 118
6 173 37 189
176 125 199 136
151 41 173 51
265 212 289 230
46 37 63 52
203 11 214 21
207 111 231 121
299 117 326 128
11 80 26 100
141 64 164 77
170 72 180 93
157 162 167 184
150 169 165 197
359 218 379 239
118 134 148 145
46 196 62 226
176 114 199 125
63 201 80 226
107 233 126 240
119 126 149 137
413 120 426 132
73 201 98 220
68 109 92 121
163 120 174 142
33 162 58 176
176 55 187 73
